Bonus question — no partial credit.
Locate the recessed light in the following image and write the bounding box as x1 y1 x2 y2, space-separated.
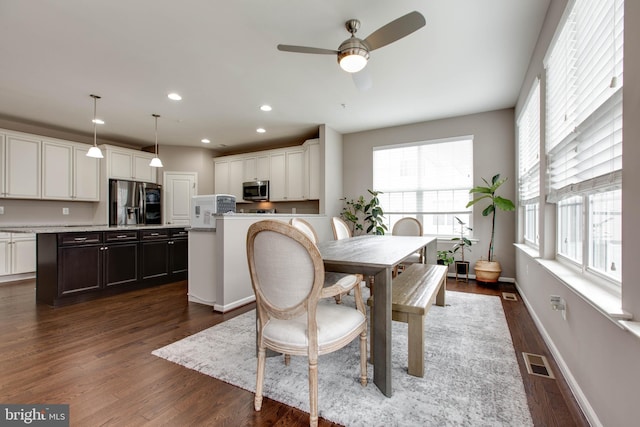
201 138 210 144
168 93 182 101
92 119 105 125
260 105 272 112
256 128 266 133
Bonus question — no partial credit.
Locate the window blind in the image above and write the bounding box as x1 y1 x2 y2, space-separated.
517 79 540 204
545 0 623 203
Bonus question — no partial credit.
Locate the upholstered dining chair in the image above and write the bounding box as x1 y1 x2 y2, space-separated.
290 217 319 244
331 216 352 240
392 217 424 275
290 217 347 305
247 220 367 427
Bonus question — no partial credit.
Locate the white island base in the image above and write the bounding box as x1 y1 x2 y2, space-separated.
188 214 332 312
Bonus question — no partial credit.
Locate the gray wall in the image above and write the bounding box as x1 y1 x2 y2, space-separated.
514 1 640 426
155 145 217 195
342 109 516 278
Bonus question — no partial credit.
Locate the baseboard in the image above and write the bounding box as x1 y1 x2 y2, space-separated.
445 272 515 283
214 295 256 313
0 273 35 284
515 281 601 427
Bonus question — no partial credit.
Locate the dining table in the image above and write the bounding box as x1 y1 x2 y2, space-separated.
316 234 437 397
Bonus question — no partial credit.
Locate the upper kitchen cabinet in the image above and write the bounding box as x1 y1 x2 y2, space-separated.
214 155 270 200
214 158 230 195
73 145 100 201
1 132 41 199
103 145 157 183
269 148 305 201
244 155 270 182
41 139 100 201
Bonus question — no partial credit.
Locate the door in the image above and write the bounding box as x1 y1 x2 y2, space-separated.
163 172 197 225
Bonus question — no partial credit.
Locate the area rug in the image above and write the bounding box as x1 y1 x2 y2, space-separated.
152 291 532 426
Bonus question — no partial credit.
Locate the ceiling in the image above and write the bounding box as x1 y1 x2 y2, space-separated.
0 1 550 153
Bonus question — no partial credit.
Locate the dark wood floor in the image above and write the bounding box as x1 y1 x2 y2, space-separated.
0 277 589 426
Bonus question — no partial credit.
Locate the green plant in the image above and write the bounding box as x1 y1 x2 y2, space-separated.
466 174 515 262
451 216 472 262
340 189 388 235
437 249 455 266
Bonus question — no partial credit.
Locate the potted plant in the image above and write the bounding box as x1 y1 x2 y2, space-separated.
436 249 455 266
340 189 387 235
451 216 472 281
466 173 515 283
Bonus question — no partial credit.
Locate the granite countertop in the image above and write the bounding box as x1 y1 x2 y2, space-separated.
0 224 187 234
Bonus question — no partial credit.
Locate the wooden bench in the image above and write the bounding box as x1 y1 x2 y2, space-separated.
369 263 447 377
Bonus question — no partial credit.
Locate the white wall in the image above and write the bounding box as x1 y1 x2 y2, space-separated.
320 125 344 217
514 1 640 426
342 109 516 278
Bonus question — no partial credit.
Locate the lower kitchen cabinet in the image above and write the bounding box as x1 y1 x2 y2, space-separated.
36 227 187 306
139 228 188 281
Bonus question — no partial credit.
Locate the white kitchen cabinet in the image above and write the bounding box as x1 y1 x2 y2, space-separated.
243 155 270 181
214 159 230 194
133 153 155 182
42 139 73 199
104 145 157 183
3 132 41 198
73 145 100 201
304 139 320 200
269 149 305 201
0 134 5 197
0 233 36 277
229 158 245 200
0 233 9 276
42 139 100 201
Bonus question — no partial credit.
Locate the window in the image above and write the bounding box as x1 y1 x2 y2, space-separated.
517 79 540 246
545 0 623 285
373 137 473 236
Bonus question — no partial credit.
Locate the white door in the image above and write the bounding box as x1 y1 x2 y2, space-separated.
164 172 197 225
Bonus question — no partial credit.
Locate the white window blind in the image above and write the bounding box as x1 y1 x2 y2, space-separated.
517 79 540 204
373 137 473 235
545 0 623 203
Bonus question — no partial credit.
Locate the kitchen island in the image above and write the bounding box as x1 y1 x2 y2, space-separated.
1 225 188 306
188 214 333 312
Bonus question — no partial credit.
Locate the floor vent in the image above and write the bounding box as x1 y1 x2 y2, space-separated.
522 352 555 379
502 292 518 301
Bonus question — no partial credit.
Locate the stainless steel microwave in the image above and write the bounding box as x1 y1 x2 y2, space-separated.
243 180 269 201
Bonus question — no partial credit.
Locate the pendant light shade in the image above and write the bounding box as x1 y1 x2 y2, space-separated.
150 114 163 168
86 94 104 159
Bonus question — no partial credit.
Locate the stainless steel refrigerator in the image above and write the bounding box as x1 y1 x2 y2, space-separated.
109 179 162 226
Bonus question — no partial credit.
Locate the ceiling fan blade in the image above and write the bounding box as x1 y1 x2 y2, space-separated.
277 44 338 55
363 11 426 51
352 67 373 92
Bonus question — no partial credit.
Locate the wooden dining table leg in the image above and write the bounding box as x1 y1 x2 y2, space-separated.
372 266 393 397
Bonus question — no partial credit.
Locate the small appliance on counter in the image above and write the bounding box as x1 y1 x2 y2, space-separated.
109 179 162 226
191 194 236 229
242 180 269 201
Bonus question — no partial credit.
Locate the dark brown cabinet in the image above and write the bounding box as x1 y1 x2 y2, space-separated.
57 232 103 296
103 231 139 287
139 228 188 282
36 227 187 306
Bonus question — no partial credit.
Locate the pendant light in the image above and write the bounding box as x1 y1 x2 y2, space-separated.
149 114 163 168
86 94 104 158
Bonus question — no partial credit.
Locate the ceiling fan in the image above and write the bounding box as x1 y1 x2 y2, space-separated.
277 11 426 89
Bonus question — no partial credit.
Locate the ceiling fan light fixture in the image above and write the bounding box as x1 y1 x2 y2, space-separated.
339 50 368 73
337 37 369 73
